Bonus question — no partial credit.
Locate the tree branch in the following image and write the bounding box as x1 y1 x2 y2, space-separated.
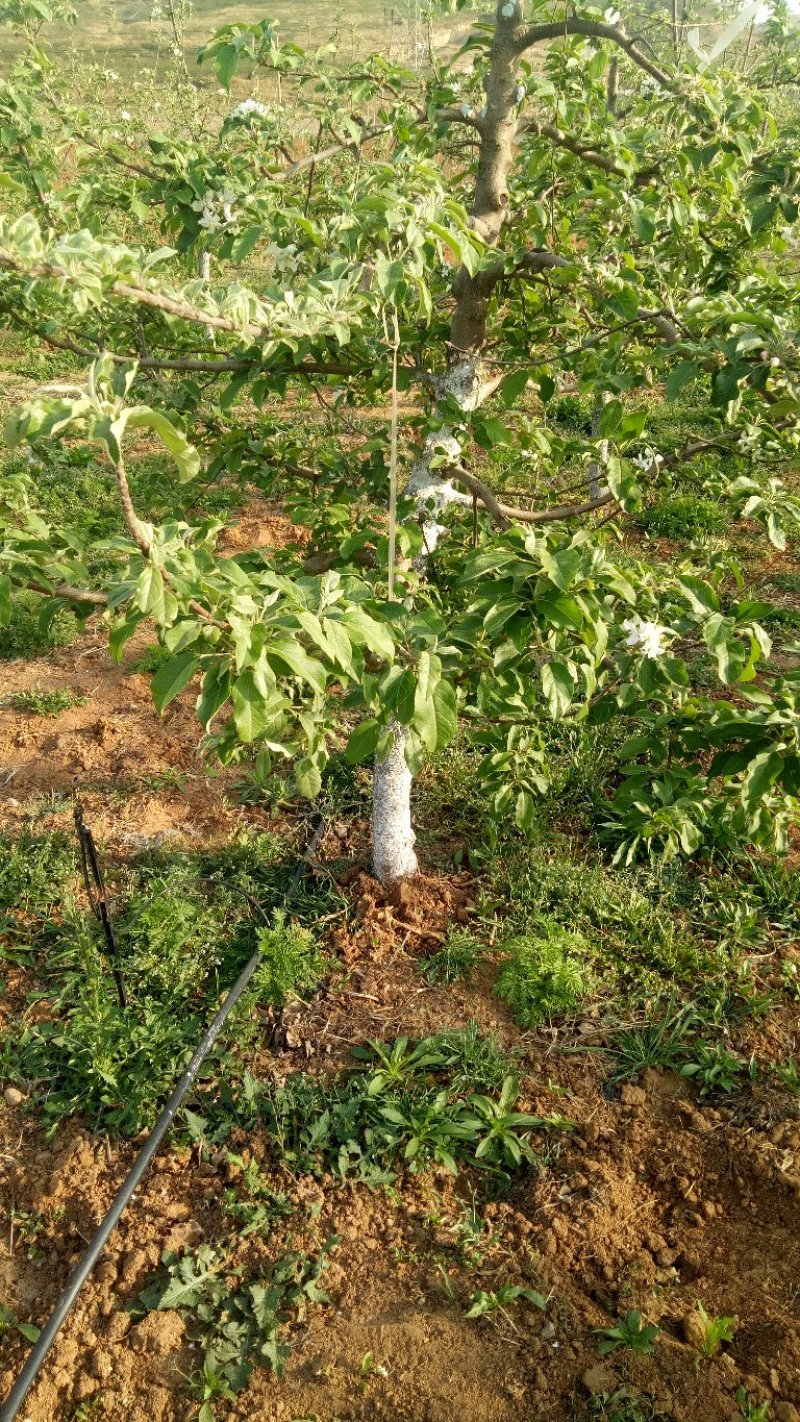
516 118 629 178
437 106 485 134
25 578 108 606
513 18 673 88
451 467 511 527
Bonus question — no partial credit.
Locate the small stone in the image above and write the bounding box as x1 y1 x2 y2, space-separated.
104 1313 131 1343
619 1084 646 1107
583 1363 618 1395
680 1310 708 1350
72 1376 97 1402
540 1321 556 1340
3 1086 24 1108
129 1310 185 1357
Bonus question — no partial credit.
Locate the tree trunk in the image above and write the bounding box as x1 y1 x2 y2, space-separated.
372 721 418 883
371 4 523 885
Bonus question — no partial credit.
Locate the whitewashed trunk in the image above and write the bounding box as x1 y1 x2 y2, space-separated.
588 391 609 501
405 356 497 559
372 721 418 884
371 358 492 883
198 250 213 340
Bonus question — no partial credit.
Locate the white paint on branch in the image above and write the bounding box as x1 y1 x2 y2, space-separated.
372 358 494 882
372 720 419 883
405 357 495 557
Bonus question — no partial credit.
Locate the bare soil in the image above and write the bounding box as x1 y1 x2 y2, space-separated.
1 512 800 1422
1 874 800 1421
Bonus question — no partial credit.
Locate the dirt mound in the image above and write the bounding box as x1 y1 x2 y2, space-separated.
2 1043 800 1421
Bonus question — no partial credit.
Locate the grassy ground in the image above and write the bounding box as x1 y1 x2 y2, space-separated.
3 2 439 77
0 128 799 1421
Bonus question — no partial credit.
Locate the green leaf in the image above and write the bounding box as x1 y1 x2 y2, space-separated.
267 638 327 695
197 663 231 729
741 749 783 813
125 407 200 483
232 225 262 262
500 369 530 407
150 652 197 712
631 208 656 242
135 565 167 620
541 660 575 719
432 679 457 749
711 365 741 408
232 669 271 743
597 399 623 436
383 666 417 724
341 607 394 661
345 718 382 763
514 789 535 832
474 416 511 449
679 576 719 617
666 360 700 401
295 756 322 798
0 574 11 626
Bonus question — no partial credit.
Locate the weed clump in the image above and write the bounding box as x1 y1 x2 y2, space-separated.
5 687 85 716
252 910 326 1008
0 592 79 660
640 494 728 540
494 921 591 1027
421 926 482 983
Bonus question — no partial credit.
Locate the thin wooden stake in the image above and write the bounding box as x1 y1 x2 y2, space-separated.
387 307 400 601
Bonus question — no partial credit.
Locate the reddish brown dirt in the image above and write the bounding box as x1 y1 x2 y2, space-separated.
2 507 800 1422
0 500 305 847
2 885 800 1422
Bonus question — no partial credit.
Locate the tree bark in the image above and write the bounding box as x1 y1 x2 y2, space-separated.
372 5 531 884
373 720 419 884
450 4 523 352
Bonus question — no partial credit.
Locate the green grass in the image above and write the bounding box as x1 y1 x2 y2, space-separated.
0 831 344 1135
0 591 81 660
4 2 433 79
4 687 85 716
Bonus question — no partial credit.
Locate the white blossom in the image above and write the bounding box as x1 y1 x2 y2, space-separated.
267 241 302 275
632 447 664 472
191 184 240 232
459 103 473 118
622 615 673 659
120 109 132 121
230 98 270 121
604 7 622 23
515 85 526 103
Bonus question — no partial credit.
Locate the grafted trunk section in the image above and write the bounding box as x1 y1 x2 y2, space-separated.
373 721 418 884
372 5 524 886
405 356 500 556
450 3 523 352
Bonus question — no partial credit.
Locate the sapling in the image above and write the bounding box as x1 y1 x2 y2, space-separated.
3 1 800 885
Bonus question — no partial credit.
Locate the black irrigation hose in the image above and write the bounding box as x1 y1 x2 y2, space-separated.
0 815 326 1422
74 804 127 1009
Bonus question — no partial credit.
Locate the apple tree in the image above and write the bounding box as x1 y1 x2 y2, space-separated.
2 0 800 879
